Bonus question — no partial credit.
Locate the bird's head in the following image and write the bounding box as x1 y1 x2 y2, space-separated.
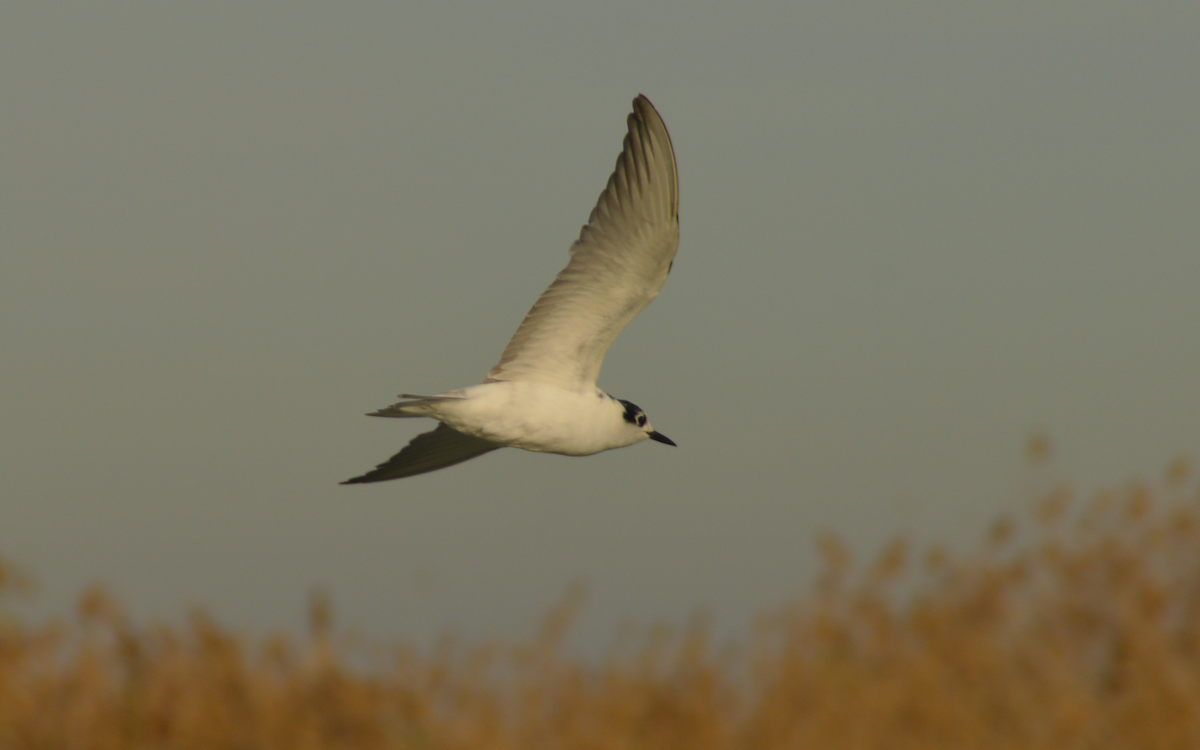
617 399 676 447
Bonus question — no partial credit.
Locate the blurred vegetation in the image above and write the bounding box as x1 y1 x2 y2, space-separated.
3 446 1200 749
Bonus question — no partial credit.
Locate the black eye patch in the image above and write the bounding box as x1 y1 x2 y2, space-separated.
618 399 643 425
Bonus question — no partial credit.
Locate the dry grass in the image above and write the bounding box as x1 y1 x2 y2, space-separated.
4 453 1200 749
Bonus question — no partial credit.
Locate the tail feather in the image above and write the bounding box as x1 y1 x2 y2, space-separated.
367 393 464 418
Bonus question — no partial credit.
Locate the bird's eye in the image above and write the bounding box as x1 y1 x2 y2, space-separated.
636 413 647 427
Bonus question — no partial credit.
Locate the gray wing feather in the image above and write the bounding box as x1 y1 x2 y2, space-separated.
484 95 679 387
341 423 500 484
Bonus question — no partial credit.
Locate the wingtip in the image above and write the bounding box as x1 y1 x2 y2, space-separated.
632 94 659 116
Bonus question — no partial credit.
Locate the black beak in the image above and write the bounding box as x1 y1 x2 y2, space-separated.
648 431 676 446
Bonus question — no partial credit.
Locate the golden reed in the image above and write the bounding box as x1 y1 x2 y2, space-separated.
2 450 1198 749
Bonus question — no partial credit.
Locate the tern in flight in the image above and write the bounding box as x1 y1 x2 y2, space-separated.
343 95 679 484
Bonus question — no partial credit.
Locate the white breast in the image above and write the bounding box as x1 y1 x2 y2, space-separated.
428 382 637 456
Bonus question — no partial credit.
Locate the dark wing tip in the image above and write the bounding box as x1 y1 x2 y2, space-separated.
631 94 663 127
628 94 678 222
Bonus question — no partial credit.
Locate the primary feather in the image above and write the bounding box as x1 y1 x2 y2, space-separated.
341 423 499 484
484 95 679 388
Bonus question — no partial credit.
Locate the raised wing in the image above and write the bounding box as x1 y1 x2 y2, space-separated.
484 95 679 388
341 423 500 484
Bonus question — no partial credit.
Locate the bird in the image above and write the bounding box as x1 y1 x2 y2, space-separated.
342 95 679 484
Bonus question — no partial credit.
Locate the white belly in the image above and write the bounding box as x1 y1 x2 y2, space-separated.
429 382 633 456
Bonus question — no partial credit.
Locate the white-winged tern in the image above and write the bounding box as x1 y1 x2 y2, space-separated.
343 95 679 484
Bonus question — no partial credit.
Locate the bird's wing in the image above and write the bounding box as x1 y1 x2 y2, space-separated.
341 423 500 484
484 95 679 388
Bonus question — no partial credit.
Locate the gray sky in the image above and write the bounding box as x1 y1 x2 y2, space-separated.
3 1 1199 647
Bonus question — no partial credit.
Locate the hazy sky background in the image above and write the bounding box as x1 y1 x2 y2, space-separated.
3 2 1199 648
